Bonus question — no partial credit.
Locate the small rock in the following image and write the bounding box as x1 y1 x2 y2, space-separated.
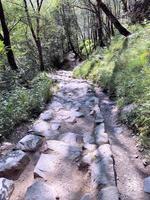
16 134 43 152
39 110 53 121
83 144 97 152
95 124 109 145
51 122 61 131
143 159 148 167
66 116 77 124
98 186 119 200
0 178 14 200
33 120 51 138
25 181 54 200
80 193 92 200
134 155 139 159
144 177 150 193
0 150 30 178
83 133 95 144
71 110 84 118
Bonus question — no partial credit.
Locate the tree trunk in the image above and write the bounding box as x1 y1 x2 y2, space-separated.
36 40 44 71
97 0 131 37
0 0 18 70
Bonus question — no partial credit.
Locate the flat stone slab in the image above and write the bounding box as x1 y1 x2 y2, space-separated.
46 140 82 161
95 124 109 145
16 134 43 152
59 132 83 146
34 154 61 180
33 120 51 135
98 186 119 200
25 181 54 200
97 144 112 159
0 150 30 178
144 176 150 193
33 120 56 138
0 178 14 200
90 156 115 188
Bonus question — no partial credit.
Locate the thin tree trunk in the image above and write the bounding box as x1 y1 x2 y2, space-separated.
0 0 18 70
97 0 131 37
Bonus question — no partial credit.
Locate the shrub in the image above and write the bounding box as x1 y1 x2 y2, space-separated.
0 72 52 137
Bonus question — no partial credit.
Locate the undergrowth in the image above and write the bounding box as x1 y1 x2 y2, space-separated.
0 72 52 138
73 23 150 147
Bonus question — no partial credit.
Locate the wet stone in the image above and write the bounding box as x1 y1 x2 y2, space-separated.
98 186 119 200
25 181 54 200
0 178 14 200
0 150 30 178
16 134 43 152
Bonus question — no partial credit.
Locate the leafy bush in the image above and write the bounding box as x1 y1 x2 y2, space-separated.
73 23 150 146
0 73 52 137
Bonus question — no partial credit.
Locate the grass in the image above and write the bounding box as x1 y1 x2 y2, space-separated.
73 23 150 147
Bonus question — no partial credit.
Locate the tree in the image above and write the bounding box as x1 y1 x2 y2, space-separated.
0 0 18 70
96 0 131 37
23 0 44 71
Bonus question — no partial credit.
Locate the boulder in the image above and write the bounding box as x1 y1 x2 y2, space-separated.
0 178 14 200
98 186 119 200
16 134 43 152
46 140 81 161
97 144 112 159
25 181 54 200
144 176 150 193
0 150 30 178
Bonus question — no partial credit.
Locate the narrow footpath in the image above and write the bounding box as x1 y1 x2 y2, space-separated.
0 70 149 200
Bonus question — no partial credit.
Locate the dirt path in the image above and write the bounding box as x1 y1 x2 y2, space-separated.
98 89 150 200
1 70 150 200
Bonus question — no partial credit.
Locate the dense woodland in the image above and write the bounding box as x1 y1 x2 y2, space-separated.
0 0 149 145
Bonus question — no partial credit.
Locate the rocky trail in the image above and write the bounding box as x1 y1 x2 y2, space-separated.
0 70 150 200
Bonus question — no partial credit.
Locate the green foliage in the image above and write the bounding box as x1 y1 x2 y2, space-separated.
74 24 150 146
0 73 52 137
79 40 94 57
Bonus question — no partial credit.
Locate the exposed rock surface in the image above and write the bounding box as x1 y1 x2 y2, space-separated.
16 134 43 152
0 150 30 178
46 140 82 161
98 186 119 200
0 178 14 200
25 181 54 200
